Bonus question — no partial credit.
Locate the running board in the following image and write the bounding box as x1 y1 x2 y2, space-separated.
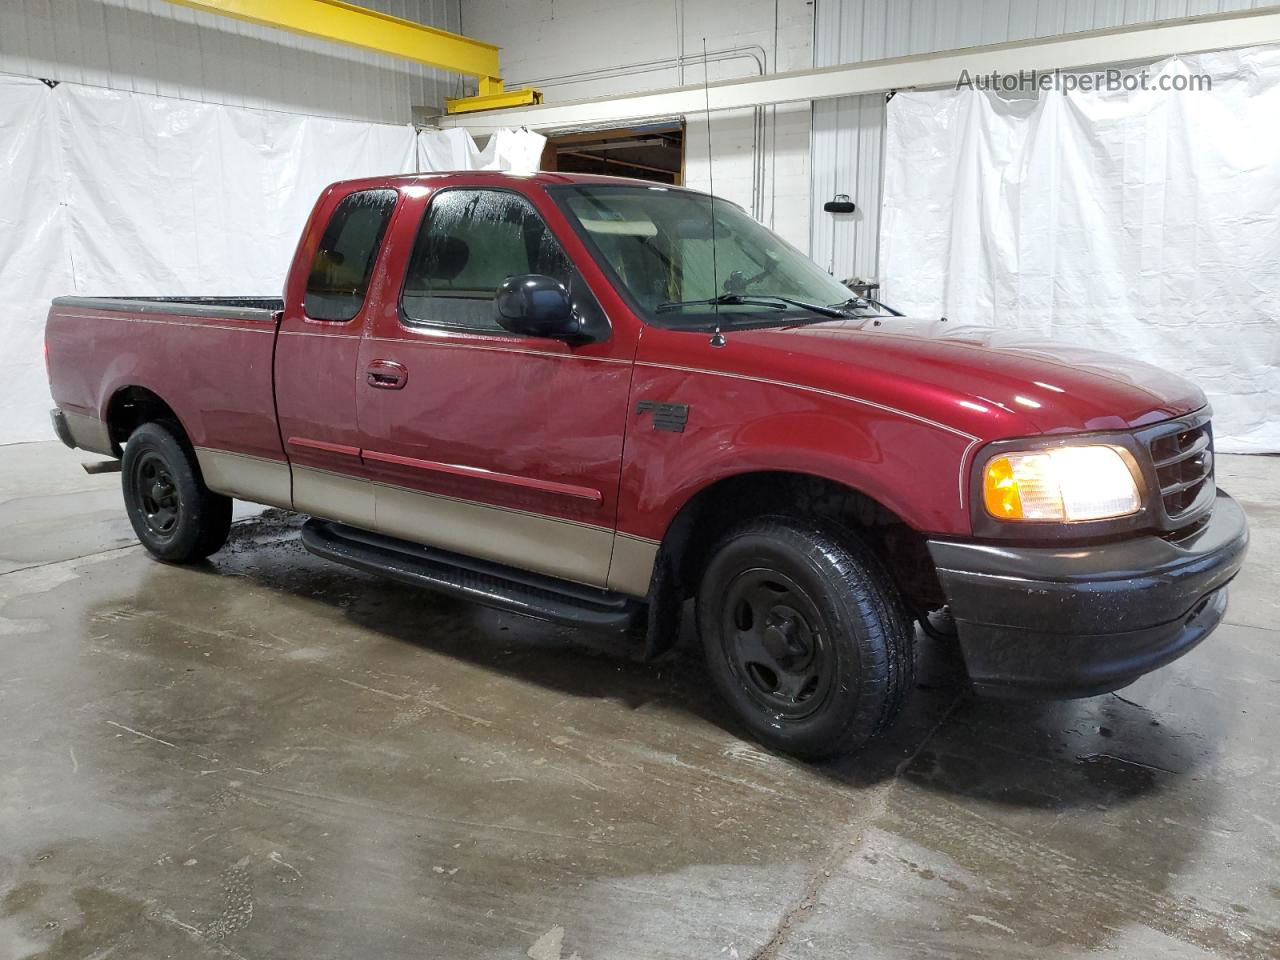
300 519 644 633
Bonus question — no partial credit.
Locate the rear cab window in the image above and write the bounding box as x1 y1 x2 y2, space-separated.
304 188 398 322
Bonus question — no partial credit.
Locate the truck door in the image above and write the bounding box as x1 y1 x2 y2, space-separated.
355 186 636 589
276 187 398 527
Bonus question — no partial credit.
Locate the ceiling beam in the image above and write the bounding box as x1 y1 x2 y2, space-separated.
557 138 676 152
163 0 501 81
437 6 1280 134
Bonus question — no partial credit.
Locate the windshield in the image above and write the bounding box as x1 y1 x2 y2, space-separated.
551 184 863 328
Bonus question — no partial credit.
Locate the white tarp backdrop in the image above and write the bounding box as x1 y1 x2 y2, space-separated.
0 78 544 445
881 45 1280 454
1 76 74 449
56 85 419 296
417 126 545 173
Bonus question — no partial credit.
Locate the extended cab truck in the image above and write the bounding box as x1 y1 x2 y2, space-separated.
46 172 1248 759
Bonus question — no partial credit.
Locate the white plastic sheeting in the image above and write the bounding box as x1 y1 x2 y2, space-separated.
0 80 544 444
881 46 1280 453
0 76 74 450
418 127 546 174
56 85 418 297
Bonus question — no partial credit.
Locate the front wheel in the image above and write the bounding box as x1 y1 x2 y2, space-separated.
697 517 915 760
121 421 232 563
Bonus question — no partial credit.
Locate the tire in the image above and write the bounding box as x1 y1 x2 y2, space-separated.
121 421 232 563
696 516 915 760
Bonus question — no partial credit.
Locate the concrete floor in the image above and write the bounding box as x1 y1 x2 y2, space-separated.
1 440 1277 960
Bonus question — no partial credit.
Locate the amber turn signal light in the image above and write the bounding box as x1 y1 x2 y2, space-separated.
983 456 1024 519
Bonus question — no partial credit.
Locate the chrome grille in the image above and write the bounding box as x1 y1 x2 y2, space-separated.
1145 414 1214 527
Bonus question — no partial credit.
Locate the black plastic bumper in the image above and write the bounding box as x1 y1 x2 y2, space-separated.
928 491 1249 699
50 408 76 449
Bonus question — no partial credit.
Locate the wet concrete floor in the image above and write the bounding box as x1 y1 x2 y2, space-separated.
1 440 1278 959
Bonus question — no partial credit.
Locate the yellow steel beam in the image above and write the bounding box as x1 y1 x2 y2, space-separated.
163 0 501 81
446 87 542 115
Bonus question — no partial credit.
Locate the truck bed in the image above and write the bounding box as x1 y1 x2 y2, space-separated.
46 295 286 471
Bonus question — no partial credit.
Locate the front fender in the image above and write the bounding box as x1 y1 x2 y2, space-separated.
616 369 978 543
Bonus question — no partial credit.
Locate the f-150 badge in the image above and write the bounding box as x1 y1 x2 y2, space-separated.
636 401 689 433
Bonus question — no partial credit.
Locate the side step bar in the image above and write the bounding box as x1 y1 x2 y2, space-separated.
300 519 645 633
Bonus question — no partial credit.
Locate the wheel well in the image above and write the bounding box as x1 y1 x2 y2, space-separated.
105 386 186 455
661 471 944 617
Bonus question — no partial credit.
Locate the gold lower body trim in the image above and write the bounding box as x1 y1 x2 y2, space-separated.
195 448 293 509
607 533 660 597
63 411 114 456
374 480 615 589
292 465 623 591
192 454 658 598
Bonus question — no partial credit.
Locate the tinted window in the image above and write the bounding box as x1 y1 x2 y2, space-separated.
401 189 573 331
304 189 397 322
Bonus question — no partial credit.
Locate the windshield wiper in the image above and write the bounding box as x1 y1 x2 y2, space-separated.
656 293 847 319
656 294 782 313
829 296 903 317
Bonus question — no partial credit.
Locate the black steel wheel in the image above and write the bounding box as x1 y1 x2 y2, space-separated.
720 568 835 720
698 516 915 759
133 451 182 538
122 421 232 563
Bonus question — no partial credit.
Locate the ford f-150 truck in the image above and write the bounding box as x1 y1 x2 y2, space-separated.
45 171 1248 758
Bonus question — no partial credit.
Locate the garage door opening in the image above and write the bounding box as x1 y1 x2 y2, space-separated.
540 123 683 184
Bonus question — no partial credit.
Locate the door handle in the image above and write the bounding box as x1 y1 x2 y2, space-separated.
366 359 408 390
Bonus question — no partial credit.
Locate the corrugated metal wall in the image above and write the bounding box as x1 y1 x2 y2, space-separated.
809 0 1277 283
0 0 463 123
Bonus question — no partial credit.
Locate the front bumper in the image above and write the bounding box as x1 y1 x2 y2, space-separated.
928 491 1249 699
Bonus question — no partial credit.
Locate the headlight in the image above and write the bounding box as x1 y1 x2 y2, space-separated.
982 445 1142 522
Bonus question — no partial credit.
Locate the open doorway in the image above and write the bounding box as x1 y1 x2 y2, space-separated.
540 123 684 184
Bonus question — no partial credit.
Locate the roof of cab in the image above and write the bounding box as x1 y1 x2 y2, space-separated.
324 170 699 193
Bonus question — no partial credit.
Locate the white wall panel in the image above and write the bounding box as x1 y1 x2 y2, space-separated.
460 0 816 250
0 0 463 123
810 92 883 280
809 0 1277 282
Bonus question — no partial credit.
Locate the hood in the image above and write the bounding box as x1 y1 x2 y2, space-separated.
725 317 1206 439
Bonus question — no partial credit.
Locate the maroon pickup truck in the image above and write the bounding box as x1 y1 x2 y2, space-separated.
45 171 1248 758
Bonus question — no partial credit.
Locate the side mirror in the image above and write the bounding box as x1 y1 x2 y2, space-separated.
494 274 600 344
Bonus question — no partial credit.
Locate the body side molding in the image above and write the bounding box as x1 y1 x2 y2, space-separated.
362 448 603 503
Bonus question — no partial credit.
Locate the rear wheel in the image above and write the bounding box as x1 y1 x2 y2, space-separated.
122 421 232 563
697 517 915 759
